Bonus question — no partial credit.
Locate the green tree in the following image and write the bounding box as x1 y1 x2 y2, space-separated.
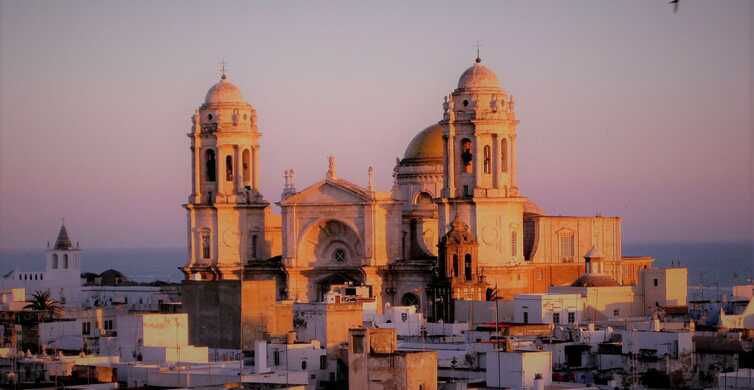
24 290 62 318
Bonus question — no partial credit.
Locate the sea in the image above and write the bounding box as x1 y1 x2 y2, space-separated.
1 241 751 293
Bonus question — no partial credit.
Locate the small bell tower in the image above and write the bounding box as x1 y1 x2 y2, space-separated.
436 56 528 269
182 69 273 281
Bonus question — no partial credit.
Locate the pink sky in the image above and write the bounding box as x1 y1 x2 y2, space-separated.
0 1 751 249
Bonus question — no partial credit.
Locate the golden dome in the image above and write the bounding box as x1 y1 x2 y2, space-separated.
205 76 245 105
404 123 444 160
457 60 501 90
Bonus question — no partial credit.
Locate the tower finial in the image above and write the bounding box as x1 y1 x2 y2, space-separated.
475 41 482 63
218 60 228 80
327 156 337 180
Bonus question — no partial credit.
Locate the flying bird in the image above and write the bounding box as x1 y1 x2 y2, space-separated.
669 0 679 13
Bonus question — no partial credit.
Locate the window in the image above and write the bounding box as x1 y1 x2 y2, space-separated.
501 138 508 173
568 312 575 324
301 360 307 370
653 278 658 287
559 233 575 259
250 234 258 260
463 185 470 197
553 313 560 324
52 254 58 269
82 321 91 335
225 155 233 181
333 248 346 263
64 254 69 268
613 309 620 317
523 312 529 324
273 350 280 366
352 335 364 353
461 139 473 173
511 231 517 257
320 355 327 370
416 192 433 205
483 145 491 174
205 149 216 182
452 255 459 277
104 319 113 331
201 230 211 259
242 149 251 184
464 254 472 281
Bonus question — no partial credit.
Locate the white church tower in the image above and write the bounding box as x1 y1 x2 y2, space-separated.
182 70 277 281
436 55 527 268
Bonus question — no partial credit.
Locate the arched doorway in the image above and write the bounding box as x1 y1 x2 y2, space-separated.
316 270 365 302
401 292 420 310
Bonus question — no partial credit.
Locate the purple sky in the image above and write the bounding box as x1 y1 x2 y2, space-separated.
1 1 751 249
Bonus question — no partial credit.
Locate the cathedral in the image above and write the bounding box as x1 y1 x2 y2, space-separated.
180 57 652 348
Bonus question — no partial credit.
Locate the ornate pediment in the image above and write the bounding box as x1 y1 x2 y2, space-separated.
280 179 371 206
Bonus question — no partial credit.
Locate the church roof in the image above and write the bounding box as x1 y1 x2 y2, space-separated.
571 274 619 287
54 223 73 250
404 123 444 161
204 75 246 105
457 59 502 90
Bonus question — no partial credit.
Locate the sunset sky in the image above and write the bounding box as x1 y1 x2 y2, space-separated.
0 1 751 249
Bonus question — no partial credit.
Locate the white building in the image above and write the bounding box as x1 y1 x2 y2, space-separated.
619 328 694 358
373 304 426 336
514 293 583 325
0 223 82 307
0 288 26 311
486 350 552 390
81 285 175 311
117 313 208 363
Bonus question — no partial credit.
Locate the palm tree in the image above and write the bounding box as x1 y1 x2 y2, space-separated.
24 290 62 318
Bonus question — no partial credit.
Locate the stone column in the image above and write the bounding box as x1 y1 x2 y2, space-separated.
447 128 456 197
492 134 499 189
217 146 225 196
252 146 260 191
510 135 517 190
235 145 242 193
192 143 201 201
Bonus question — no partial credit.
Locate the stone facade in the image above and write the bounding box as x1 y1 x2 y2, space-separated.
181 58 655 346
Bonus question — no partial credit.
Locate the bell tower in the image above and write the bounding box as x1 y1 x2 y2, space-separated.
436 56 527 268
182 71 271 281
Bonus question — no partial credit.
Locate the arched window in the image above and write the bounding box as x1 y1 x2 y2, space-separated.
511 231 517 257
201 229 211 259
461 139 473 173
452 254 459 278
464 254 472 281
242 149 250 185
205 150 217 182
225 155 233 182
501 138 508 173
559 233 575 260
52 254 59 269
64 254 69 268
401 293 420 309
415 192 433 206
483 145 491 174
